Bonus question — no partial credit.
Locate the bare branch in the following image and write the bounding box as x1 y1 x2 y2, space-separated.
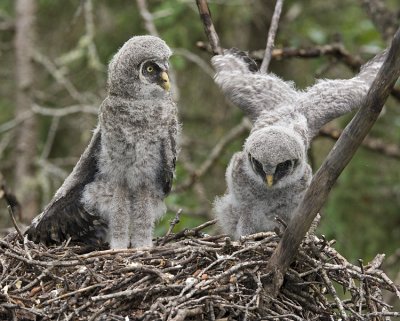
40 116 60 160
7 206 23 240
173 48 214 77
0 111 32 134
195 0 222 55
318 125 400 160
197 42 363 70
32 104 98 117
360 0 399 42
265 27 400 296
83 0 104 71
136 0 159 36
260 0 284 73
174 118 250 193
33 51 89 105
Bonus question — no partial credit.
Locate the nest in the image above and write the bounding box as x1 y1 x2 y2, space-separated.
0 220 399 321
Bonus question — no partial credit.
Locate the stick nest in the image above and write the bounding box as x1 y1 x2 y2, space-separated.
0 221 399 321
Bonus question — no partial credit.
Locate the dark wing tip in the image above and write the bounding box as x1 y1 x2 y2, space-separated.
226 48 259 72
25 205 107 247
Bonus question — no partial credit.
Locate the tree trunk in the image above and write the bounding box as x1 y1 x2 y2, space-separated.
14 0 38 222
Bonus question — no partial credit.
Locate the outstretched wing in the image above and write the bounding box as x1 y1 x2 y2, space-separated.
299 50 387 138
25 127 107 245
212 48 297 122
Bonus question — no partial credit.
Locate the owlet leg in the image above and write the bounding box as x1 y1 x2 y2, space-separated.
109 187 130 249
129 190 159 248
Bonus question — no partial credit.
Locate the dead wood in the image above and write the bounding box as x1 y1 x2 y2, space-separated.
260 0 285 73
195 0 222 55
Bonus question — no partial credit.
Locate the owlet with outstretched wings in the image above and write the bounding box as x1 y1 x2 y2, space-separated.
26 36 179 249
212 48 386 239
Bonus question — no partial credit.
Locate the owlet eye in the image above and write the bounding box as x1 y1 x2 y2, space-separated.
146 65 154 73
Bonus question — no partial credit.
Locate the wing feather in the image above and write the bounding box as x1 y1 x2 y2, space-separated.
25 127 107 245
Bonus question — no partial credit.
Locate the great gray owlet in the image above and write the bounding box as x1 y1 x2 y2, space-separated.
212 48 386 239
26 35 179 249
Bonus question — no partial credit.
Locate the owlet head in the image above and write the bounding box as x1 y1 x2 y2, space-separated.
244 127 306 188
107 35 172 96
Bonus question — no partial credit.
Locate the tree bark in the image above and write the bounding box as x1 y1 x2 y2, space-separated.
14 0 38 221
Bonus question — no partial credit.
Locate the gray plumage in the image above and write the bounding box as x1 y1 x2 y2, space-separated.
212 48 386 239
26 35 179 249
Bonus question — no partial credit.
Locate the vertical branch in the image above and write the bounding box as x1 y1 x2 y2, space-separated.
83 0 103 71
195 0 222 55
136 0 159 37
14 0 38 221
265 28 400 296
260 0 284 73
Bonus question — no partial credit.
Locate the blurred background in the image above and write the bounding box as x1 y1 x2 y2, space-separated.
0 0 399 284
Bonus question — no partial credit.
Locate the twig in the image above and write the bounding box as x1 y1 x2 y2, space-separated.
197 42 363 70
319 125 400 160
83 0 104 71
169 306 203 321
0 111 32 134
32 51 89 105
0 183 21 221
260 0 284 73
195 0 222 55
358 259 375 315
7 206 23 240
173 48 214 77
360 0 398 42
174 118 250 192
321 269 348 320
160 209 183 246
265 27 400 297
32 103 98 117
40 116 60 160
136 0 159 36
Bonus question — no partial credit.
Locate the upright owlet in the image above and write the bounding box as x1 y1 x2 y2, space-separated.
26 36 179 249
212 48 386 239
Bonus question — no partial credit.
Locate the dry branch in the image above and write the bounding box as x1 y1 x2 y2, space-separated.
196 42 364 70
266 27 400 297
360 0 399 42
14 0 38 221
136 0 159 37
319 125 400 160
260 0 284 73
195 0 222 55
174 118 250 193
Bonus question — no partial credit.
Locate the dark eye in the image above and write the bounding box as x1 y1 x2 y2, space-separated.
276 160 292 173
248 154 265 177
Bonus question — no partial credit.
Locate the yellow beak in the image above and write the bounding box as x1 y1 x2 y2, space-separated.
160 71 170 91
266 175 274 187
